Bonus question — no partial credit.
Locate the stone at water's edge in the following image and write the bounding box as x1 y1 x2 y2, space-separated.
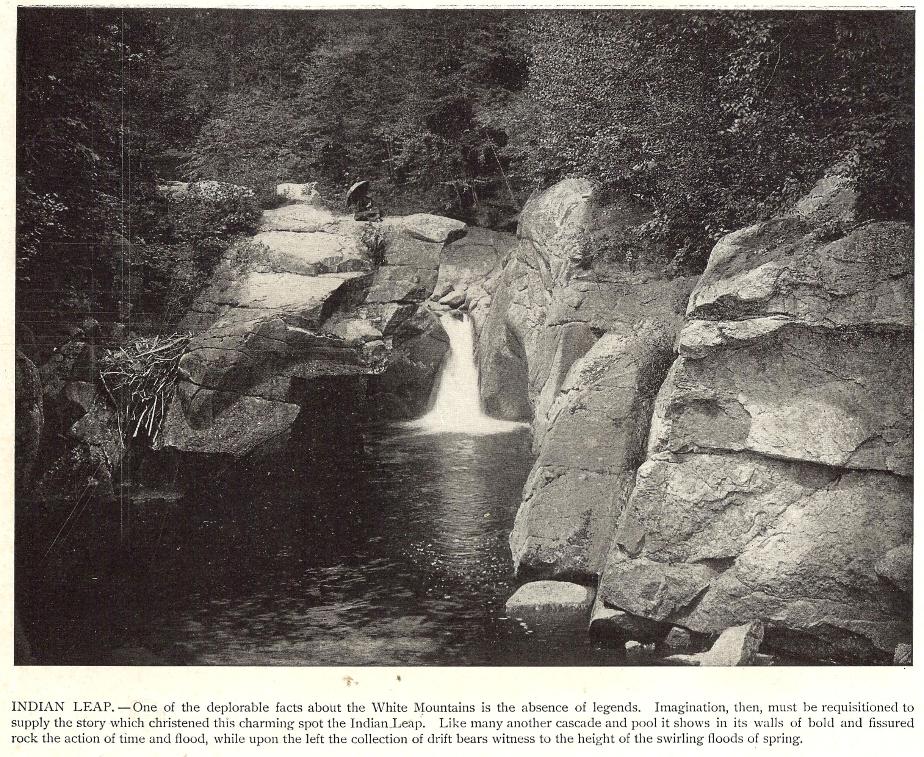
698 620 764 666
505 581 596 626
595 166 913 662
665 621 765 667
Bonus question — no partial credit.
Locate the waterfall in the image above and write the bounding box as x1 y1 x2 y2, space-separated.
409 312 526 435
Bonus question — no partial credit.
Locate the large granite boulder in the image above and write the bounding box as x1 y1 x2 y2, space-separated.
478 179 596 420
510 320 679 580
596 167 913 662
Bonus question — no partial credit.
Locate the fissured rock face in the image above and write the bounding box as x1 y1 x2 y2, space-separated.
479 178 696 581
509 321 680 580
596 166 913 662
478 178 597 421
650 320 912 476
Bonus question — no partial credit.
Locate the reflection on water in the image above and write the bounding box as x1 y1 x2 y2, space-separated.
22 425 629 665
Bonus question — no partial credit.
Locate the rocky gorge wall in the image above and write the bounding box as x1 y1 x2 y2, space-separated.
483 170 913 663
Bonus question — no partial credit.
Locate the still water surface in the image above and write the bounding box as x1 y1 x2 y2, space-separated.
128 425 624 666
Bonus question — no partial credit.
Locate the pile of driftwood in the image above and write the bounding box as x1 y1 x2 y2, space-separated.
99 333 190 446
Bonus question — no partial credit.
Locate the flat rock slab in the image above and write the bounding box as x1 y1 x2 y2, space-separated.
251 230 366 275
260 205 355 234
399 213 467 244
505 581 595 625
209 271 369 326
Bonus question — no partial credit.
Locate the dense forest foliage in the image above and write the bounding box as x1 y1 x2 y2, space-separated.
17 9 913 349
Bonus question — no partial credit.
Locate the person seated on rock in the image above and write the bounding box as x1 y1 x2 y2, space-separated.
346 179 382 221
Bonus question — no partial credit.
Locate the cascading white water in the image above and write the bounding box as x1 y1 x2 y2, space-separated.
409 312 526 435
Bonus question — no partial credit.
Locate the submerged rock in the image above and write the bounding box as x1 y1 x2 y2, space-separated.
588 601 668 644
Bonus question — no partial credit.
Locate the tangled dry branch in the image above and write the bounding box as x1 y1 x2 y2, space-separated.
99 333 190 447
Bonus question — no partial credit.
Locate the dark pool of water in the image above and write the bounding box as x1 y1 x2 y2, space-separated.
20 424 631 666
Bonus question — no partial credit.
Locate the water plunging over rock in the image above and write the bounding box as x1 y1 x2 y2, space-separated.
409 312 525 435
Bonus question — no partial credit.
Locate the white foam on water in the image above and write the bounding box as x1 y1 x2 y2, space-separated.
406 311 527 436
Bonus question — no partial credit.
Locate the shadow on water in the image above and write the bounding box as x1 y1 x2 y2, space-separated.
18 421 633 665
